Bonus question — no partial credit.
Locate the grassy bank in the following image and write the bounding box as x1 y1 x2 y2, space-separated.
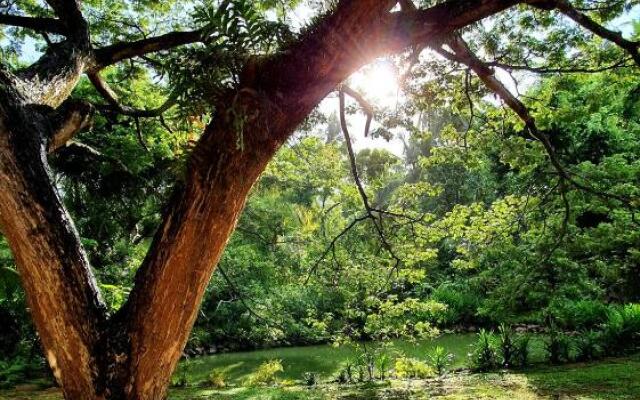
2 355 639 399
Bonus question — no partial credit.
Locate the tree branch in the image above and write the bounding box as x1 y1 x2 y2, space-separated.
528 0 640 66
487 57 632 74
44 0 89 46
436 35 633 205
48 99 94 153
92 29 204 70
0 14 66 34
88 72 176 117
339 88 402 270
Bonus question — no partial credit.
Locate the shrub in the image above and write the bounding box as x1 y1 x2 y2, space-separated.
356 365 366 382
426 346 453 376
546 330 571 364
549 300 610 331
207 368 226 388
470 329 498 372
498 324 516 368
303 372 318 386
0 357 36 389
601 303 640 354
574 330 602 361
393 357 434 379
514 334 531 368
431 284 480 326
245 359 284 386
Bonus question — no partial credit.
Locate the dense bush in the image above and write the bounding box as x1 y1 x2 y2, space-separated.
574 330 602 362
549 300 610 331
431 284 480 327
498 324 516 368
207 369 227 388
514 334 531 368
601 304 640 354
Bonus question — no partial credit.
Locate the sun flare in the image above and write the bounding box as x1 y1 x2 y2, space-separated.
351 61 399 106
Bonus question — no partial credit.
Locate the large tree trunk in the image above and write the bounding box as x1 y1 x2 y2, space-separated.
111 93 287 398
0 100 104 398
0 1 523 398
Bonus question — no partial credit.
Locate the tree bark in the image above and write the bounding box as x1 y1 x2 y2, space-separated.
0 1 527 398
0 98 105 399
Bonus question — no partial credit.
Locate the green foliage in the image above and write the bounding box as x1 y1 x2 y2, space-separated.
546 330 572 365
207 368 227 388
548 300 611 331
498 324 516 368
574 330 603 362
393 357 434 379
601 304 640 354
245 360 284 386
426 346 454 376
514 334 531 368
470 330 498 372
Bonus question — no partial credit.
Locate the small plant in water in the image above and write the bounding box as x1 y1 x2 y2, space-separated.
426 346 454 376
394 357 434 379
375 353 391 380
498 324 516 368
470 329 498 372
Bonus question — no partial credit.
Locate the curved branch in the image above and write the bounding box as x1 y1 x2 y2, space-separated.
437 35 633 205
528 0 640 66
88 72 176 117
48 100 94 153
92 29 204 70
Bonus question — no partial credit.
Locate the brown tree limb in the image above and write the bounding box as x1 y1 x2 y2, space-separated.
341 84 374 137
0 13 66 34
339 88 402 270
92 29 204 70
47 100 94 153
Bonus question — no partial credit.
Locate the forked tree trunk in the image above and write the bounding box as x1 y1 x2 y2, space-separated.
0 0 521 398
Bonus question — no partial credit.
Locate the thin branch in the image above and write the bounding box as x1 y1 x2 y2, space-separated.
339 88 402 270
436 35 635 207
341 84 374 137
304 215 369 284
217 265 286 331
528 0 640 66
487 57 632 74
88 72 176 117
